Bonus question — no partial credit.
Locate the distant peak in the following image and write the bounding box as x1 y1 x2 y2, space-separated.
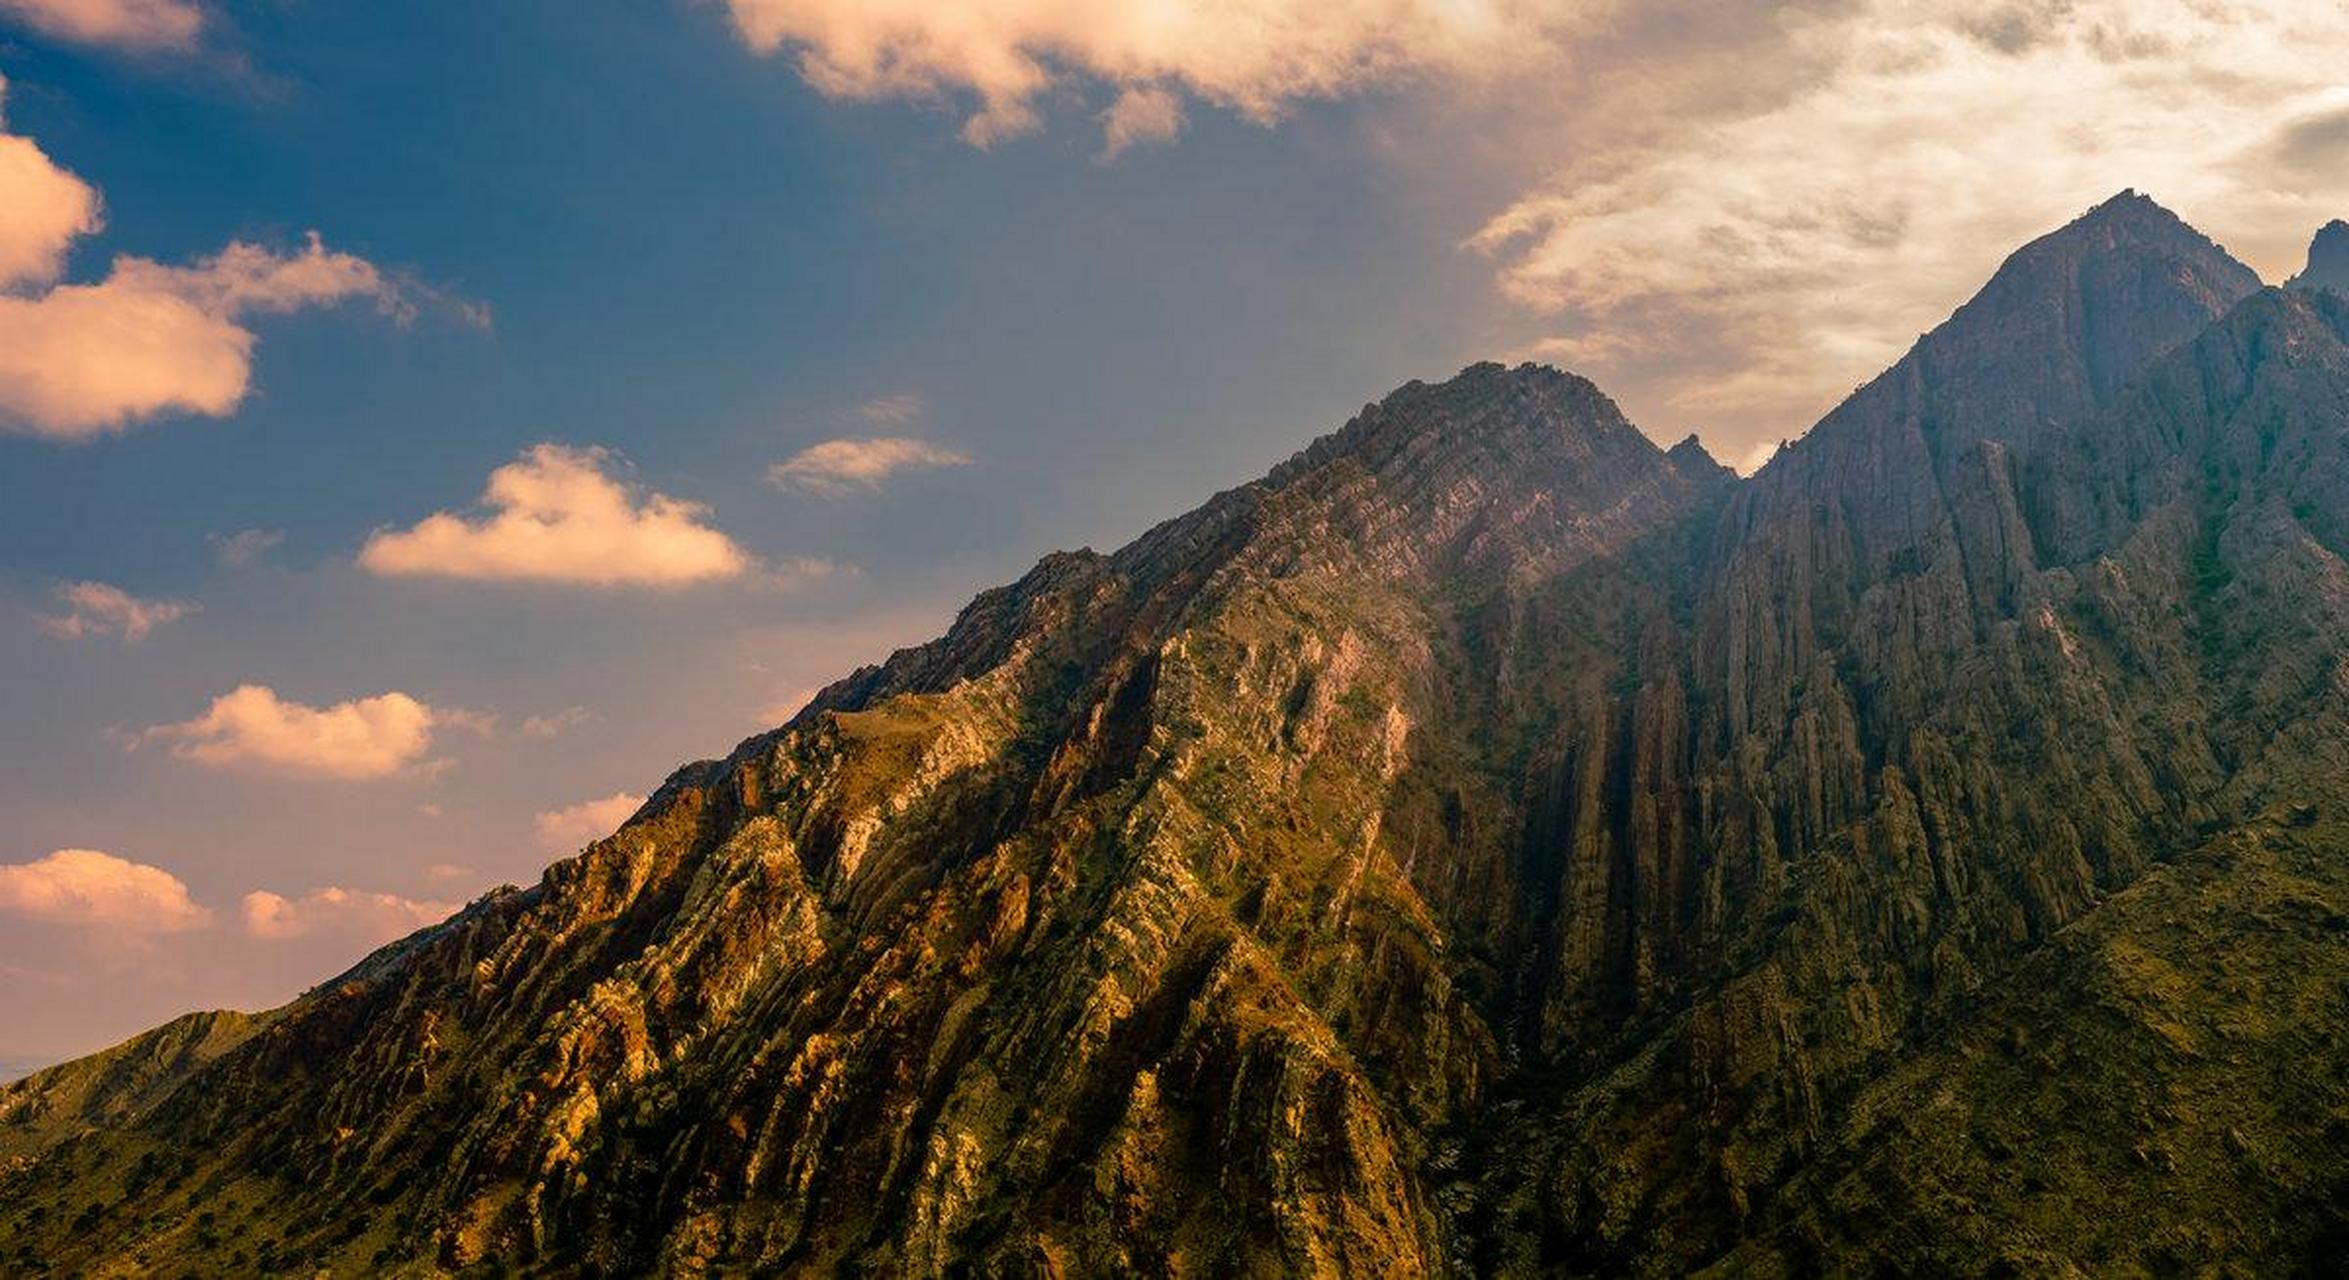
1665 433 1730 479
2291 219 2349 296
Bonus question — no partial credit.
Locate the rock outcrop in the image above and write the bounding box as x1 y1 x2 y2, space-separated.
5 195 2348 1277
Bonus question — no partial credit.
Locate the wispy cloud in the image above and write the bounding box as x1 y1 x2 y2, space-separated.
769 436 972 496
0 849 210 934
0 0 202 55
360 444 751 586
533 791 643 852
240 885 456 942
853 392 927 427
135 684 453 780
38 580 195 642
209 528 283 566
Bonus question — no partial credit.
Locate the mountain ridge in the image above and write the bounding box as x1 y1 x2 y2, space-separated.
5 195 2348 1277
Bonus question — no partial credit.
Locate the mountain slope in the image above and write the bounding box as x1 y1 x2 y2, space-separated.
5 197 2347 1277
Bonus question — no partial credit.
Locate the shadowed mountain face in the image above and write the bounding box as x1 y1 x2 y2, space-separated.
2295 220 2349 297
6 198 2349 1277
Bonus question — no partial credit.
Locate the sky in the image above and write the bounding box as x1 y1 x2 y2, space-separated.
3 0 2347 1065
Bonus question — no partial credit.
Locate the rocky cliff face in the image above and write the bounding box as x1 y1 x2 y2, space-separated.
6 197 2349 1278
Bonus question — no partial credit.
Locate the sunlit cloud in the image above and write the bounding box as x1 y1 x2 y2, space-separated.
38 580 195 642
240 885 456 942
0 0 205 52
769 436 972 495
721 0 1560 148
0 76 419 440
533 791 643 852
1099 86 1186 160
135 684 451 780
360 444 753 586
0 77 102 291
0 849 210 933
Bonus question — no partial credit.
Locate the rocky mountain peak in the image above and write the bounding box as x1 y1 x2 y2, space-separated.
2291 218 2349 296
9 197 2349 1279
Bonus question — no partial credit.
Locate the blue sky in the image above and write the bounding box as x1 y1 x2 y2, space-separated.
4 0 2347 1062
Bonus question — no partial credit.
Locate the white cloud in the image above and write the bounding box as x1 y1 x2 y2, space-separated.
136 684 449 780
240 886 456 942
769 436 972 495
1469 0 2349 440
359 444 752 586
721 0 1557 147
0 849 210 933
533 791 643 852
0 0 205 52
38 579 195 642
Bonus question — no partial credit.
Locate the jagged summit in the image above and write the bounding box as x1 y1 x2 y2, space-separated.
2291 218 2349 295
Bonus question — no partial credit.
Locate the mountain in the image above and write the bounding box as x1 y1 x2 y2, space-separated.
6 195 2349 1277
2293 219 2349 296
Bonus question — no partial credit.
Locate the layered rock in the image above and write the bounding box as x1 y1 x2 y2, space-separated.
5 197 2349 1277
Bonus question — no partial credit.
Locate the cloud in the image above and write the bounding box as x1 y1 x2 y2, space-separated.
721 0 1555 147
38 580 195 642
0 849 210 933
359 444 752 586
136 684 449 779
853 392 927 427
0 80 102 292
209 527 283 566
0 0 204 52
533 791 644 852
240 886 455 942
769 436 972 495
517 706 592 739
1467 0 2349 442
0 77 410 440
1099 86 1185 159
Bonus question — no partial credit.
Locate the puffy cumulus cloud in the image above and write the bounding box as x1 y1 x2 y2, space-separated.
0 234 402 439
769 436 972 495
721 0 1563 147
0 849 210 933
37 579 195 642
359 444 752 586
240 886 456 943
1471 0 2349 443
0 0 204 52
0 77 411 440
0 78 102 291
533 791 644 853
137 684 449 780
